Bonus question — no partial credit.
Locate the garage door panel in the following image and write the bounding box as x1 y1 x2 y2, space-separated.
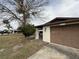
51 24 79 49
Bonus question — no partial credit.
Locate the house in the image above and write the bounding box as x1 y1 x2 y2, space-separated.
35 17 79 49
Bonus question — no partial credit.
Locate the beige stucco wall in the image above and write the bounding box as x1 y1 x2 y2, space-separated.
35 28 39 39
43 26 50 42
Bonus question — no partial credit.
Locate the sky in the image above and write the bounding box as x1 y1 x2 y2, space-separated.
0 0 79 30
47 0 79 18
31 0 79 25
50 0 79 17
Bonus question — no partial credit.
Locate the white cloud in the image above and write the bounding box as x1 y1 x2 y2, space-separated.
44 0 79 20
0 24 7 31
59 1 79 17
10 20 19 30
0 0 79 27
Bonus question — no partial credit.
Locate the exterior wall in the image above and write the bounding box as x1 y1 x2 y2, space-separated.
50 24 79 49
43 26 50 42
35 28 39 39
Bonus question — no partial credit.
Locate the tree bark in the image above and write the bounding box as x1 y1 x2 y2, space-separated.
23 12 26 26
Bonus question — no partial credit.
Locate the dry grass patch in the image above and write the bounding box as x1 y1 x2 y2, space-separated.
0 33 46 59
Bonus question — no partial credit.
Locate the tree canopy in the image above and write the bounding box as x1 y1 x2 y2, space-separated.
14 0 48 25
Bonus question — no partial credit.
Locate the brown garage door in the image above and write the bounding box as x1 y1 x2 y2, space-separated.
51 24 79 49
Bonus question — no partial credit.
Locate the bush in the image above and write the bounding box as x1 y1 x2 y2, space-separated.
4 29 8 32
19 24 36 37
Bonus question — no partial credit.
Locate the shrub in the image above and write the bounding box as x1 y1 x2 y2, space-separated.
19 24 36 37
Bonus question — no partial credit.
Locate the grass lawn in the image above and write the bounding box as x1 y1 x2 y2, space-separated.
0 33 47 59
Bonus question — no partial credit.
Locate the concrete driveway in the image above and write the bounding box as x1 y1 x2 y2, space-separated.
28 44 79 59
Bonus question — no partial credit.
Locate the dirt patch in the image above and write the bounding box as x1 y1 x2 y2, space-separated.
13 44 23 51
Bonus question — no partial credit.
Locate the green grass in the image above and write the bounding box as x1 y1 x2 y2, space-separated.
0 33 46 59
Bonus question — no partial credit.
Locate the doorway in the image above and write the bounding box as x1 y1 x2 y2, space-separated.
39 31 43 40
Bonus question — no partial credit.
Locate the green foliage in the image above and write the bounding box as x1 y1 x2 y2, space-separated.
19 24 36 37
4 29 8 32
3 20 12 30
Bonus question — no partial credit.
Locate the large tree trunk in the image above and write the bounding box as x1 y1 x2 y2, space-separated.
23 12 26 26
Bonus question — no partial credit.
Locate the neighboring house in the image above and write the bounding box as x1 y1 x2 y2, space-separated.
35 17 79 49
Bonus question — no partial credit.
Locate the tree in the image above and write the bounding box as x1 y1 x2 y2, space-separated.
19 24 36 37
14 0 48 37
0 0 48 27
3 20 12 33
14 0 48 25
0 3 21 30
0 0 48 37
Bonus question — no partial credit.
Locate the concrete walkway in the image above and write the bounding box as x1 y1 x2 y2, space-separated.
28 44 79 59
28 46 69 59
